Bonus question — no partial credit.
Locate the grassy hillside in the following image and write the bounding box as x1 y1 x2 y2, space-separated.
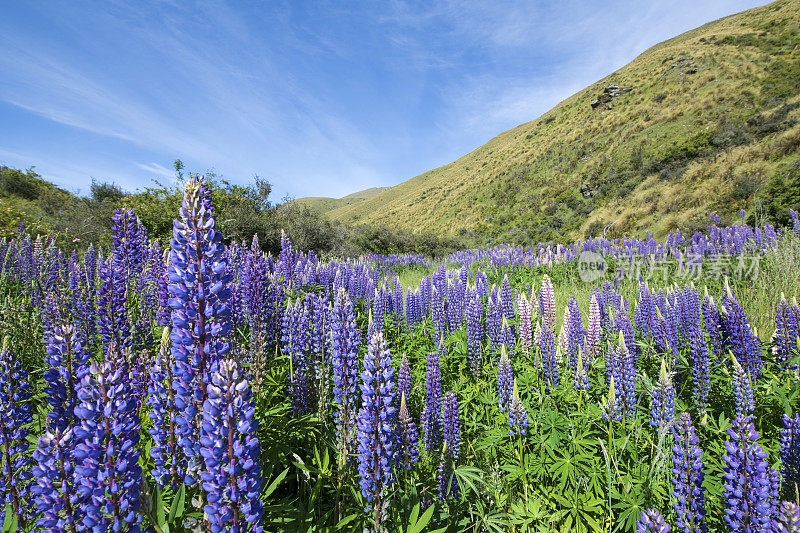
327 0 800 243
291 186 388 214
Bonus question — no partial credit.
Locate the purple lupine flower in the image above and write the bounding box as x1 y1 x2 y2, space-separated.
732 356 754 419
770 467 782 527
636 508 671 533
437 447 458 501
500 275 514 324
540 321 559 390
507 379 529 436
774 294 799 370
672 412 707 533
147 327 186 489
356 331 396 527
517 292 533 355
423 348 442 450
780 414 800 497
43 325 90 434
111 207 147 280
721 286 763 379
635 283 656 338
775 501 800 532
168 177 232 485
199 359 264 532
702 290 722 359
617 333 637 418
0 339 33 526
95 256 131 353
586 294 601 362
467 295 484 375
557 310 571 361
442 393 460 460
396 393 419 471
31 428 77 531
499 317 515 352
615 304 639 361
650 358 676 429
689 327 710 414
722 415 771 532
497 346 514 411
397 353 411 412
539 274 556 333
487 298 502 353
73 361 142 532
567 296 586 368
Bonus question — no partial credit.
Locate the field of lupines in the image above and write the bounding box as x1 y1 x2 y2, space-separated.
1 176 800 532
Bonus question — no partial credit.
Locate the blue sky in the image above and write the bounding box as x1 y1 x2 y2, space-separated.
0 0 766 200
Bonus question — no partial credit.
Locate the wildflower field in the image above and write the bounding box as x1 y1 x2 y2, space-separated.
2 176 800 532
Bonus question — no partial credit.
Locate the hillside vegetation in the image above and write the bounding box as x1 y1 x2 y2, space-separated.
324 0 800 243
290 187 388 214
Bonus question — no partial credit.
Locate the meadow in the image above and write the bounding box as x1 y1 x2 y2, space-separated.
0 176 800 532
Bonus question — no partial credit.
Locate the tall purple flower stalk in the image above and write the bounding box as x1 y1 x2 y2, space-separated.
32 428 77 532
539 321 559 390
781 414 800 498
722 415 772 532
539 275 556 334
497 346 514 411
0 339 33 526
439 392 460 500
499 317 515 352
586 294 601 362
702 289 723 359
567 296 586 368
43 325 90 433
517 292 533 355
467 295 484 374
423 348 442 450
168 177 233 485
147 327 186 489
73 361 142 532
332 288 361 449
615 333 637 418
721 286 763 379
356 331 396 528
507 379 529 436
650 358 675 429
689 328 710 414
672 412 707 533
396 393 419 471
95 256 131 354
442 393 460 459
774 295 799 369
732 356 754 419
199 359 264 532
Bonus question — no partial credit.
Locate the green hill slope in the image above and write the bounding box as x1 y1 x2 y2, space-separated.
327 0 800 242
291 187 388 214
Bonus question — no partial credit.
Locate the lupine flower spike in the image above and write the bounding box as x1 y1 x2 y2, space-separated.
199 359 264 532
507 379 529 436
356 331 396 529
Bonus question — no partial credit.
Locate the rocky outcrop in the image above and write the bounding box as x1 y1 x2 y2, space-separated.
590 84 632 110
